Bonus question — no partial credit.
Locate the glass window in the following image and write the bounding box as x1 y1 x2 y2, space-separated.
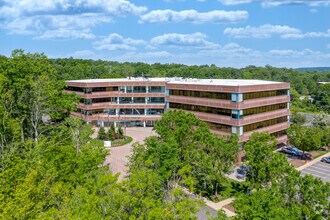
133 86 146 93
119 97 131 104
126 86 133 93
243 90 287 100
133 97 146 103
169 89 231 100
243 103 287 116
148 97 165 103
149 86 165 93
147 109 164 115
66 86 84 92
243 117 287 132
206 122 231 133
119 86 125 93
169 103 231 116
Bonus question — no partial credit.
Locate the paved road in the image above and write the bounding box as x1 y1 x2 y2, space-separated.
301 161 330 183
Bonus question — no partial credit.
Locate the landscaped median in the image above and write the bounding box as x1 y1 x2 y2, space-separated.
111 136 133 147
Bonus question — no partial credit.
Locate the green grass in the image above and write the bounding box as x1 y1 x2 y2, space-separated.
111 136 133 147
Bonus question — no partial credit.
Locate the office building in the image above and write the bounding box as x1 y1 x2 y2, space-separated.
66 77 290 143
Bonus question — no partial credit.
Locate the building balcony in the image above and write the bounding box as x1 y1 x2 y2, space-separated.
77 103 166 110
66 90 166 99
71 112 162 122
238 109 290 126
167 95 290 110
174 108 290 127
240 122 290 142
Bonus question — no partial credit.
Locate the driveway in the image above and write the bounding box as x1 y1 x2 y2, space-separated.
102 127 155 181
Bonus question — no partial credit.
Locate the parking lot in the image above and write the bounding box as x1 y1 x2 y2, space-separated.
300 161 330 183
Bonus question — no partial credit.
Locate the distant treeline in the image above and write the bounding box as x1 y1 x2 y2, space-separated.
51 58 330 95
295 67 330 72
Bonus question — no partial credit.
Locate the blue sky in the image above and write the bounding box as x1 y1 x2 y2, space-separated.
0 0 329 68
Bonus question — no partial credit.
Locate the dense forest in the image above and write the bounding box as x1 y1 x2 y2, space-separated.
0 51 329 219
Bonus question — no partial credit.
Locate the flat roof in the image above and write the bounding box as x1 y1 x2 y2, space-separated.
67 77 284 86
166 78 282 86
66 77 167 83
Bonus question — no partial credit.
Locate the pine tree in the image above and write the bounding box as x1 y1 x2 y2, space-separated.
98 126 107 140
117 125 124 139
108 123 116 141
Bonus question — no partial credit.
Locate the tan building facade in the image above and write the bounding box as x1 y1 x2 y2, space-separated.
66 77 290 144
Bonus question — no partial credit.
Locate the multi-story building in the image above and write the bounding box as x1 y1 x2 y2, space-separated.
66 77 290 144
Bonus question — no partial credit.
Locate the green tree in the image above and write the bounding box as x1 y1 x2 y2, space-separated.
244 132 292 188
0 50 77 144
117 124 124 139
312 112 330 129
98 126 107 140
287 124 323 152
291 112 306 125
107 123 116 141
130 110 239 199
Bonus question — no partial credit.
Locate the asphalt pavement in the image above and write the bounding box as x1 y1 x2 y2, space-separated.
301 161 330 183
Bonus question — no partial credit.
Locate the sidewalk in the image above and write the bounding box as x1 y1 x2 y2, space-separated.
204 197 236 217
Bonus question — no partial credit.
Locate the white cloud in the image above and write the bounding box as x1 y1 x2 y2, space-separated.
1 13 111 38
0 0 147 18
218 0 330 7
177 46 330 67
327 44 330 49
93 33 147 51
281 29 330 39
150 32 220 49
36 29 95 40
0 0 147 39
139 9 248 24
224 24 301 39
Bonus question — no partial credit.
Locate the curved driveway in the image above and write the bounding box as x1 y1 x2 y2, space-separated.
103 127 155 181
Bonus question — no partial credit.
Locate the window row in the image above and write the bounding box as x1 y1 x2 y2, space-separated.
243 103 287 116
119 86 165 93
68 86 165 94
79 108 164 116
169 89 231 100
271 130 287 138
243 117 288 132
169 103 231 116
67 86 118 93
206 122 232 133
80 97 165 105
243 89 287 100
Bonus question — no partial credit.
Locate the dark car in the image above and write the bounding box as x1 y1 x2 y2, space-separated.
321 157 330 164
299 153 313 161
281 147 302 156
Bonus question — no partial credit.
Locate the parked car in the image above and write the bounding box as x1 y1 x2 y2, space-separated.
236 165 252 176
321 157 330 164
299 153 312 161
281 146 302 156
